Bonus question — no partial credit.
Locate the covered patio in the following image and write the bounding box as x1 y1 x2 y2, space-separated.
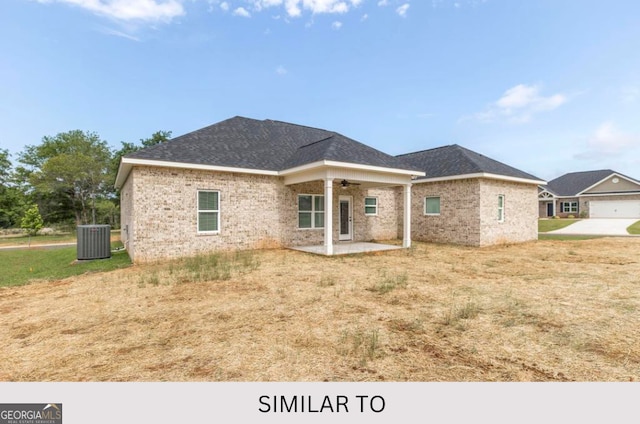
282 156 424 255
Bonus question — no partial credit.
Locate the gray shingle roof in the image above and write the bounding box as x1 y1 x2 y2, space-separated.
126 116 418 172
397 144 542 182
545 169 640 196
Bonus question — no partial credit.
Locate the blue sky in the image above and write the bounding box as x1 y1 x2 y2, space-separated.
1 0 639 181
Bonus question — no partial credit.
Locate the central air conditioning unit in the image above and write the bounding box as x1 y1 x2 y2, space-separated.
77 225 111 260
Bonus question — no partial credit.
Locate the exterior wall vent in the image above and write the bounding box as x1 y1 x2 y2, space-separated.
77 225 111 260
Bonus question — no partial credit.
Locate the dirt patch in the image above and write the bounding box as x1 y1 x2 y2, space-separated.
1 238 639 381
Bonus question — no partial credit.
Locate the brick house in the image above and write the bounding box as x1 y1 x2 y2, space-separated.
538 170 640 218
115 117 544 262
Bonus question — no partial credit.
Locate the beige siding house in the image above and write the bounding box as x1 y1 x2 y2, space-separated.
115 117 544 262
538 170 640 218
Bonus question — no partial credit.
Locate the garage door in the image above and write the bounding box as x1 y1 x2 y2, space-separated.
590 200 640 218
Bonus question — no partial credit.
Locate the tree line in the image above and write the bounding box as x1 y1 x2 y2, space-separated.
0 129 171 230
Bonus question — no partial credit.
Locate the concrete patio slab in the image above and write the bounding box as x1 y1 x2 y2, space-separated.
289 242 403 255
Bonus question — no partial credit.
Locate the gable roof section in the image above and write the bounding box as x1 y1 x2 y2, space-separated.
545 169 640 196
397 144 544 184
115 117 424 188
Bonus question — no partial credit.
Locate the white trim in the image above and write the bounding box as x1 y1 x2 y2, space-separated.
578 191 640 198
577 172 640 196
497 194 505 223
424 196 441 216
197 190 220 234
280 160 423 177
297 194 325 230
116 157 423 189
538 190 555 199
414 172 545 186
364 196 378 216
324 180 333 255
338 195 353 241
560 201 578 214
403 184 411 248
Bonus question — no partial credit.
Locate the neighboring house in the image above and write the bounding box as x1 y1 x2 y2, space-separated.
115 116 544 262
538 170 640 218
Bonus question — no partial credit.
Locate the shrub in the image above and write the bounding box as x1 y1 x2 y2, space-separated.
567 214 575 219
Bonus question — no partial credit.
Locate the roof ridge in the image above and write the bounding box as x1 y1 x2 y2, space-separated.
297 135 336 149
265 119 333 133
396 144 455 157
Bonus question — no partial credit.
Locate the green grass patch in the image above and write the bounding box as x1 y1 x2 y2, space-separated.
0 230 120 246
0 243 131 287
538 219 580 233
627 220 640 235
0 234 76 246
538 234 605 241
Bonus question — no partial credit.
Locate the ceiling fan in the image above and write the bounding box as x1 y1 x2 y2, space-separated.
340 179 361 189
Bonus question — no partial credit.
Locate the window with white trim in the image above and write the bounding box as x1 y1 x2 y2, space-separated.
424 196 441 215
561 202 578 213
498 194 505 222
198 190 220 233
364 197 378 216
298 195 325 229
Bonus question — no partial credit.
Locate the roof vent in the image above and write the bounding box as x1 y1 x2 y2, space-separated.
77 225 111 260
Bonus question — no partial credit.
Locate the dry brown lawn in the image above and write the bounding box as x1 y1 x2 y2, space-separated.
1 238 639 382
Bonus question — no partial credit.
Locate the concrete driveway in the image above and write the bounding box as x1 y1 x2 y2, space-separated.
546 218 638 236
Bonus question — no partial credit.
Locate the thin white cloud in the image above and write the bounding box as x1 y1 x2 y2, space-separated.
575 121 640 159
33 0 185 22
220 1 230 11
468 84 567 124
332 20 343 29
100 27 141 41
276 65 288 75
233 6 251 17
377 0 389 5
396 3 410 17
360 13 368 21
250 0 365 17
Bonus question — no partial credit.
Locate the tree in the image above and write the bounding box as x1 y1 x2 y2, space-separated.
111 130 172 178
0 149 28 228
18 130 112 226
141 130 172 148
21 204 44 236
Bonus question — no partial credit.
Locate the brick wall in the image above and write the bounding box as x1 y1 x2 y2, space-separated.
410 179 482 246
124 167 400 262
410 178 538 246
478 179 538 246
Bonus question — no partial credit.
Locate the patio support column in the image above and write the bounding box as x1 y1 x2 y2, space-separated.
324 178 333 255
403 183 412 248
552 199 556 217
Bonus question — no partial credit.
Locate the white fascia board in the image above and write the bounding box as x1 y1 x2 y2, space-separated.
279 160 425 177
578 191 640 198
413 172 546 186
576 172 640 196
114 158 279 188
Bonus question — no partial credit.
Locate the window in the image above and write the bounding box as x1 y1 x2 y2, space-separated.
561 202 578 213
198 190 220 233
424 196 441 215
364 197 378 215
298 195 324 229
498 194 505 222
